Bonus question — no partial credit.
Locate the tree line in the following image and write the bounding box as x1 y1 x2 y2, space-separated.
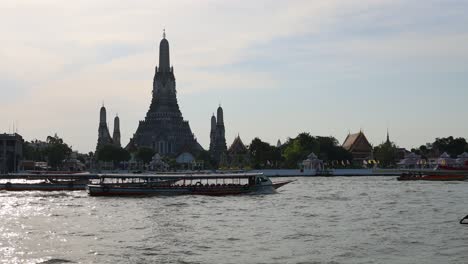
248 133 353 169
23 133 468 170
373 136 468 168
23 134 73 170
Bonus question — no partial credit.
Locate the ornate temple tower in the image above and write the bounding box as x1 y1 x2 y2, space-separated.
209 114 217 152
386 129 391 144
127 31 202 156
96 105 113 150
113 115 121 147
277 139 282 148
215 105 227 152
209 105 227 162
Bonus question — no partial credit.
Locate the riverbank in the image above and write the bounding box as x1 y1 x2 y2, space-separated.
0 169 402 179
249 169 401 177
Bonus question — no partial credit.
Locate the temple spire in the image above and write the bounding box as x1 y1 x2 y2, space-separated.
386 128 390 144
113 115 121 147
97 104 113 151
211 114 216 130
217 105 224 126
210 105 227 164
100 104 107 124
159 29 170 72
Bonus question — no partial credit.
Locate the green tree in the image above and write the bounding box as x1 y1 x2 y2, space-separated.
282 133 319 168
374 141 399 168
281 133 352 168
433 137 467 157
44 134 72 170
196 150 214 170
248 138 281 169
23 141 46 161
136 147 156 164
97 145 130 164
316 136 353 162
412 137 468 158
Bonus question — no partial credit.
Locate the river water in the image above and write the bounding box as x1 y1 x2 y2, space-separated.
1 176 467 264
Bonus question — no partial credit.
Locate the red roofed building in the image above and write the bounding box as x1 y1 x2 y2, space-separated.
342 131 373 162
220 135 250 169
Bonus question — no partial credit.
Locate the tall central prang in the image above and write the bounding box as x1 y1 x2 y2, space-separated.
127 31 203 156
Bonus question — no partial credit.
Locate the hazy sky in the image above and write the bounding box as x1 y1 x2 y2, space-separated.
1 0 468 153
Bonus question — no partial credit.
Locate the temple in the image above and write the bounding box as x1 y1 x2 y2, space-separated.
209 105 227 163
127 31 203 156
342 131 373 161
96 104 119 151
222 134 250 169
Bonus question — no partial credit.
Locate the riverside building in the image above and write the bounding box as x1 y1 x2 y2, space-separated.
0 133 24 173
342 131 373 162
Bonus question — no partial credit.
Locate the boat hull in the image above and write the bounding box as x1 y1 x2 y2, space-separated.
397 175 466 181
0 183 86 191
87 181 292 196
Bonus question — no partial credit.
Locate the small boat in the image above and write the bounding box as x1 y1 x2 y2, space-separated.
0 176 89 191
460 215 468 225
397 173 466 181
87 173 293 196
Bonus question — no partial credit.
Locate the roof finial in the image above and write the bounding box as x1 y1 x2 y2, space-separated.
163 28 166 39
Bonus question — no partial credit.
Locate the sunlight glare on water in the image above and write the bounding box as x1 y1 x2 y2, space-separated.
1 177 467 264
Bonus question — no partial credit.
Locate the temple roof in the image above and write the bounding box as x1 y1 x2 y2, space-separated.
176 142 195 155
439 152 451 159
307 152 318 160
342 131 372 152
228 135 247 154
125 138 138 153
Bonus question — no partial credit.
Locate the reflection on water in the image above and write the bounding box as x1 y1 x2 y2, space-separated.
1 177 468 264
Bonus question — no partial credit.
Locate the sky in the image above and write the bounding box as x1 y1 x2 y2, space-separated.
1 0 468 153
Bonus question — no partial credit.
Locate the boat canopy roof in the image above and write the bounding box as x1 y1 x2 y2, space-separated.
96 173 264 180
0 172 266 180
0 173 92 180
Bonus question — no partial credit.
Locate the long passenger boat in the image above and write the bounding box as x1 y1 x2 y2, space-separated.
397 170 467 181
87 173 293 196
0 175 90 191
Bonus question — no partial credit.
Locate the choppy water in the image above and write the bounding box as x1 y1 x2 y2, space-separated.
1 176 468 264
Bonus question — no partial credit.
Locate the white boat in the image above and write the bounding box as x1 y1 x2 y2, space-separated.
87 173 293 196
